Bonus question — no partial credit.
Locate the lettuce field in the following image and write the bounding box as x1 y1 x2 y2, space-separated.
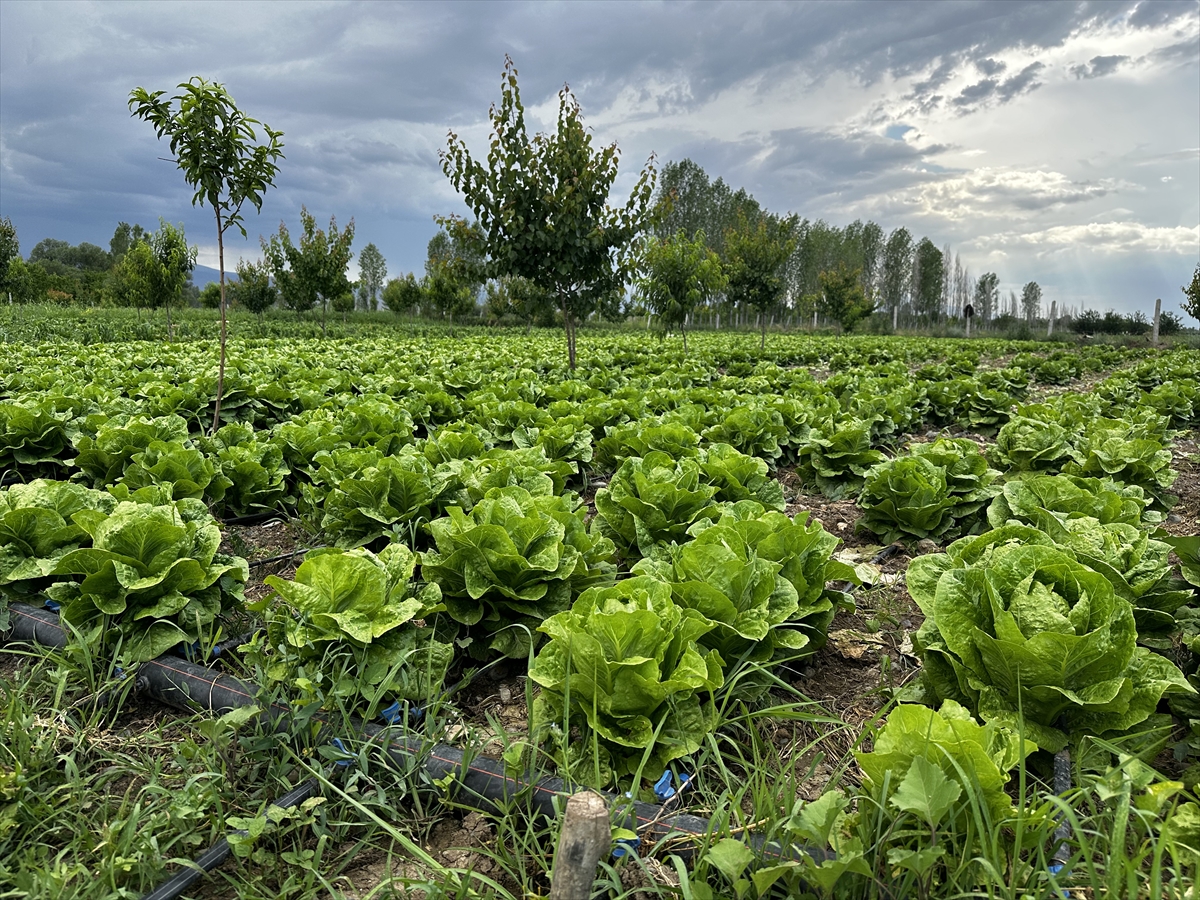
2 315 1199 899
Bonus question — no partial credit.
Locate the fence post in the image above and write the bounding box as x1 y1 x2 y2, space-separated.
1046 300 1057 338
549 791 611 900
1152 297 1161 345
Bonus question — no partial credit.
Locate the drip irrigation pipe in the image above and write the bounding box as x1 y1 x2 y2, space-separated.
1050 748 1072 879
4 603 831 865
140 778 321 900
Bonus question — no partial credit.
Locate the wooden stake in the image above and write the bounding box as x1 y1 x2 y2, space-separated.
550 791 611 900
1047 300 1056 338
1152 297 1161 345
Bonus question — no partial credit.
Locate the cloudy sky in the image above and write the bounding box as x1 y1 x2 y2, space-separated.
1 0 1197 315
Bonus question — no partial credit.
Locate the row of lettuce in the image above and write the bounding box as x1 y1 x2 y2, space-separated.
0 338 1173 545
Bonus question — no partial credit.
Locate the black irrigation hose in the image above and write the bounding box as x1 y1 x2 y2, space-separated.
140 778 321 900
4 603 832 868
248 547 320 570
1050 748 1072 875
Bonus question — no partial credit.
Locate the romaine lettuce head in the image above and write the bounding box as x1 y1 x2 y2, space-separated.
700 443 786 511
528 575 724 785
254 543 451 711
912 543 1193 752
49 499 247 661
990 417 1073 473
986 474 1151 530
857 455 956 544
422 486 615 658
593 451 719 559
0 480 117 609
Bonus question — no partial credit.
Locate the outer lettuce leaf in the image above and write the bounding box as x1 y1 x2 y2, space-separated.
856 701 1036 822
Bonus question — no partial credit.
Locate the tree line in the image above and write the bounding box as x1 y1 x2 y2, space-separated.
1 60 1195 370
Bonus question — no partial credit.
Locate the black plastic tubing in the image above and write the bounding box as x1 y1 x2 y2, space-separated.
4 602 829 863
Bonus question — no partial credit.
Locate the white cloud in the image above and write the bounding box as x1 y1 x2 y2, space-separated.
969 222 1200 256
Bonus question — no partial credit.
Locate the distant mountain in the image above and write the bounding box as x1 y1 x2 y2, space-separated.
189 265 238 288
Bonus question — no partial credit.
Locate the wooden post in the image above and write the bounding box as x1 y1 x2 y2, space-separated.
1152 297 1161 345
1046 300 1056 338
550 791 611 900
892 304 898 331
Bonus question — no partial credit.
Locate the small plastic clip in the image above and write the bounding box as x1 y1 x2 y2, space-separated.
612 836 640 859
43 599 61 612
380 700 424 724
330 737 354 768
653 770 676 802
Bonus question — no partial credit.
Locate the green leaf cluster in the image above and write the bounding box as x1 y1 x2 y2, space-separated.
47 498 247 662
794 419 886 500
857 439 998 544
249 543 452 713
526 575 723 787
909 540 1193 751
593 451 720 559
421 486 615 658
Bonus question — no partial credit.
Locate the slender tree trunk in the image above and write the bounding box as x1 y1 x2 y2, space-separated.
321 297 327 339
211 209 228 435
760 311 766 351
165 297 172 341
682 323 688 355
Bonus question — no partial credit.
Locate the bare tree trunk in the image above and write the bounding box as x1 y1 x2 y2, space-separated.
760 311 766 351
211 209 228 435
682 323 688 355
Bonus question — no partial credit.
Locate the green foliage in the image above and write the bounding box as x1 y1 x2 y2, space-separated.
71 414 192 487
991 416 1073 473
381 273 424 316
0 480 117 614
524 575 723 787
261 206 355 326
421 485 616 658
723 211 796 349
0 399 76 479
232 257 277 316
47 496 247 661
592 451 720 559
858 440 997 544
987 473 1153 530
356 242 387 312
817 263 874 332
440 57 656 367
636 230 726 352
1180 262 1199 323
857 701 1035 823
794 419 886 500
247 543 452 714
199 423 290 517
908 540 1193 752
1064 420 1177 510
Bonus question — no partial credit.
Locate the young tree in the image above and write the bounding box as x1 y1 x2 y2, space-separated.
261 207 354 338
1182 263 1200 323
636 230 726 354
485 275 555 331
109 222 147 261
199 282 222 308
332 289 355 324
1021 281 1042 323
233 258 277 318
440 57 656 369
818 263 874 333
121 220 197 338
724 212 796 350
423 263 476 327
356 243 387 311
129 76 284 431
382 273 423 317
